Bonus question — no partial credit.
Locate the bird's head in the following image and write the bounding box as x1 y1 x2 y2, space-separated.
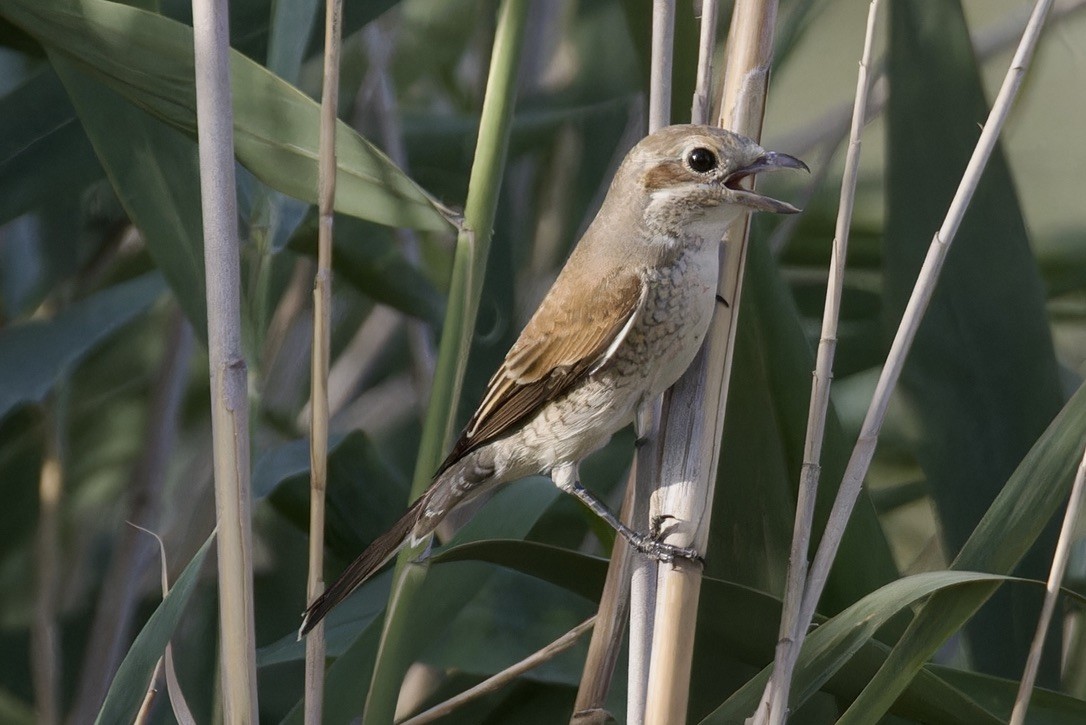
621 124 807 235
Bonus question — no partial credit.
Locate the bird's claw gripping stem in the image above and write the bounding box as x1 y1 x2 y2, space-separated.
627 529 702 564
559 475 704 566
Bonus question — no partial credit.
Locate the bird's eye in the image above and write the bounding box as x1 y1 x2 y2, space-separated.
686 147 717 174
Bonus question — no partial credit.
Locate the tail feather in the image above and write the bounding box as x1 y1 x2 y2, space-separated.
298 495 427 638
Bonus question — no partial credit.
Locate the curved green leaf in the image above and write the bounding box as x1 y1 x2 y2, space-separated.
95 533 214 725
0 0 452 232
433 540 1008 723
433 539 607 603
929 664 1086 724
0 66 101 227
838 380 1086 721
0 274 163 422
706 572 1006 723
54 58 209 340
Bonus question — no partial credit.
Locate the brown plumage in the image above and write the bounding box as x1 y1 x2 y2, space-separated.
300 125 805 637
439 270 645 474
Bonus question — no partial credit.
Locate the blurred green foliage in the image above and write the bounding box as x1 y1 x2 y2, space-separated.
0 0 1085 722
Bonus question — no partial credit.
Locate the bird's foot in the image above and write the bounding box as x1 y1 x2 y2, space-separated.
627 528 703 565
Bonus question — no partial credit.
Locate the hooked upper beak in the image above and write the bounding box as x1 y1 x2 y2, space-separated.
723 151 809 214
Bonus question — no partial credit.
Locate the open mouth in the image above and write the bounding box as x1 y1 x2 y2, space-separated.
723 152 808 214
723 170 757 191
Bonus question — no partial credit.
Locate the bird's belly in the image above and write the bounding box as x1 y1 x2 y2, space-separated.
498 375 641 474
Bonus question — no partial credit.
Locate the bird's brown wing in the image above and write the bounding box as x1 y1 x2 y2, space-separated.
436 269 646 475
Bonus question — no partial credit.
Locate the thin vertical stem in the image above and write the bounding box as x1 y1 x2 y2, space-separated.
629 3 676 719
191 0 258 720
572 471 636 723
797 0 1056 660
1009 440 1086 724
649 0 675 132
691 0 721 125
643 1 778 723
361 3 528 722
304 0 342 721
754 3 881 722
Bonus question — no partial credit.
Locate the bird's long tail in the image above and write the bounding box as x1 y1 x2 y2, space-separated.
298 494 427 638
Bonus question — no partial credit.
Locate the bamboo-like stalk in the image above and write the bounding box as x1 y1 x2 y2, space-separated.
191 0 258 720
629 396 664 725
626 6 722 719
401 617 596 725
360 3 528 722
641 2 778 722
691 0 721 126
572 475 636 723
71 311 194 722
752 3 881 723
303 0 342 721
648 0 675 132
1009 439 1086 724
794 0 1057 693
134 658 165 725
628 5 677 721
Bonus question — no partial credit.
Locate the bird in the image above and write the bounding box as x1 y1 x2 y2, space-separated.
300 124 806 636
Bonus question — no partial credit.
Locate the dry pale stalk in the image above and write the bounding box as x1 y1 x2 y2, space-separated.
795 0 1057 687
642 2 778 723
304 0 343 722
134 659 165 725
572 474 636 723
629 400 662 725
649 0 676 132
1009 439 1086 724
628 4 676 721
400 618 596 725
630 5 722 721
191 0 259 719
753 3 881 723
692 0 722 126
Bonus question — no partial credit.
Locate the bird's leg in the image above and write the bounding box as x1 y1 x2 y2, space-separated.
552 463 701 564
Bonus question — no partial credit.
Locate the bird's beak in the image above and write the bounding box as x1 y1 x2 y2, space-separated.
723 151 809 214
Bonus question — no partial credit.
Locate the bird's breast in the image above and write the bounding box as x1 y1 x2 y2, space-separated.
612 235 719 395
